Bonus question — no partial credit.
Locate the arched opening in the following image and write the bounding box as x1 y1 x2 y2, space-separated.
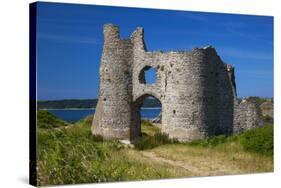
131 94 162 139
139 66 157 84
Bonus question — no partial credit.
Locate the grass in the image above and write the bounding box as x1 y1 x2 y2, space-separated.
186 135 228 147
186 124 273 156
37 115 273 186
133 120 178 150
240 124 273 156
37 116 189 186
133 132 177 150
141 120 161 136
37 110 68 128
151 143 273 176
149 124 273 175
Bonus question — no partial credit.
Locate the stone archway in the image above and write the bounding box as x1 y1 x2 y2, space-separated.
130 93 162 140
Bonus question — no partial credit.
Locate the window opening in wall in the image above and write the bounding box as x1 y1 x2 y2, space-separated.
139 66 157 84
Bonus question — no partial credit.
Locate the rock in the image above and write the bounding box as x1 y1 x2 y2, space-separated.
120 140 131 145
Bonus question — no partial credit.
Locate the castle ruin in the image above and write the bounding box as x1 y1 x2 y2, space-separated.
91 24 263 142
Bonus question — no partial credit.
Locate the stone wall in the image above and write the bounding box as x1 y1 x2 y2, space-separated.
233 98 264 134
92 24 264 142
260 99 274 119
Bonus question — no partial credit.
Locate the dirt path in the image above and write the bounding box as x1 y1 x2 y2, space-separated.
141 151 241 176
141 151 200 175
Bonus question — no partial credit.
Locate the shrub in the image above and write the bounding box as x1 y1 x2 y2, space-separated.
208 135 227 146
91 134 104 142
240 124 273 156
187 135 227 147
133 136 152 150
133 132 178 150
186 125 273 156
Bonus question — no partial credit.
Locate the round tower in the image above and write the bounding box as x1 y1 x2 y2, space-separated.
161 48 219 141
91 24 133 140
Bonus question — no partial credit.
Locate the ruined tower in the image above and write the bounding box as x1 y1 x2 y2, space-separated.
92 24 263 142
92 24 133 139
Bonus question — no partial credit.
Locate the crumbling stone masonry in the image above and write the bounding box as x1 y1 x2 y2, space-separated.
92 24 263 142
234 98 264 134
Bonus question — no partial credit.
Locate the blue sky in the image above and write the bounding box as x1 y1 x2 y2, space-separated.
36 2 273 100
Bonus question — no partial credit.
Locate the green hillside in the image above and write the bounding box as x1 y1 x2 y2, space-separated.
37 99 98 109
37 110 68 129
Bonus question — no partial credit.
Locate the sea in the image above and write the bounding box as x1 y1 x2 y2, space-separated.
47 108 161 122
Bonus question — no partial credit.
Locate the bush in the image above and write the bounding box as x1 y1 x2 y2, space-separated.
92 134 104 142
186 125 274 157
187 135 227 147
133 136 152 150
240 124 273 156
209 135 227 145
133 132 178 150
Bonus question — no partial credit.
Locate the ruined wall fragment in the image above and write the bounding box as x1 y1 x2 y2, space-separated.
233 97 264 134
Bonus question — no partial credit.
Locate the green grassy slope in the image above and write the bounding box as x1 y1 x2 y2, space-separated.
37 116 189 186
37 115 273 186
37 110 68 129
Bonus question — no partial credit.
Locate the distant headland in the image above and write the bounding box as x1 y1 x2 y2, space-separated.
37 98 162 109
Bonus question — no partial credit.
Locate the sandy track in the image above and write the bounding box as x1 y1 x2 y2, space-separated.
141 151 242 176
